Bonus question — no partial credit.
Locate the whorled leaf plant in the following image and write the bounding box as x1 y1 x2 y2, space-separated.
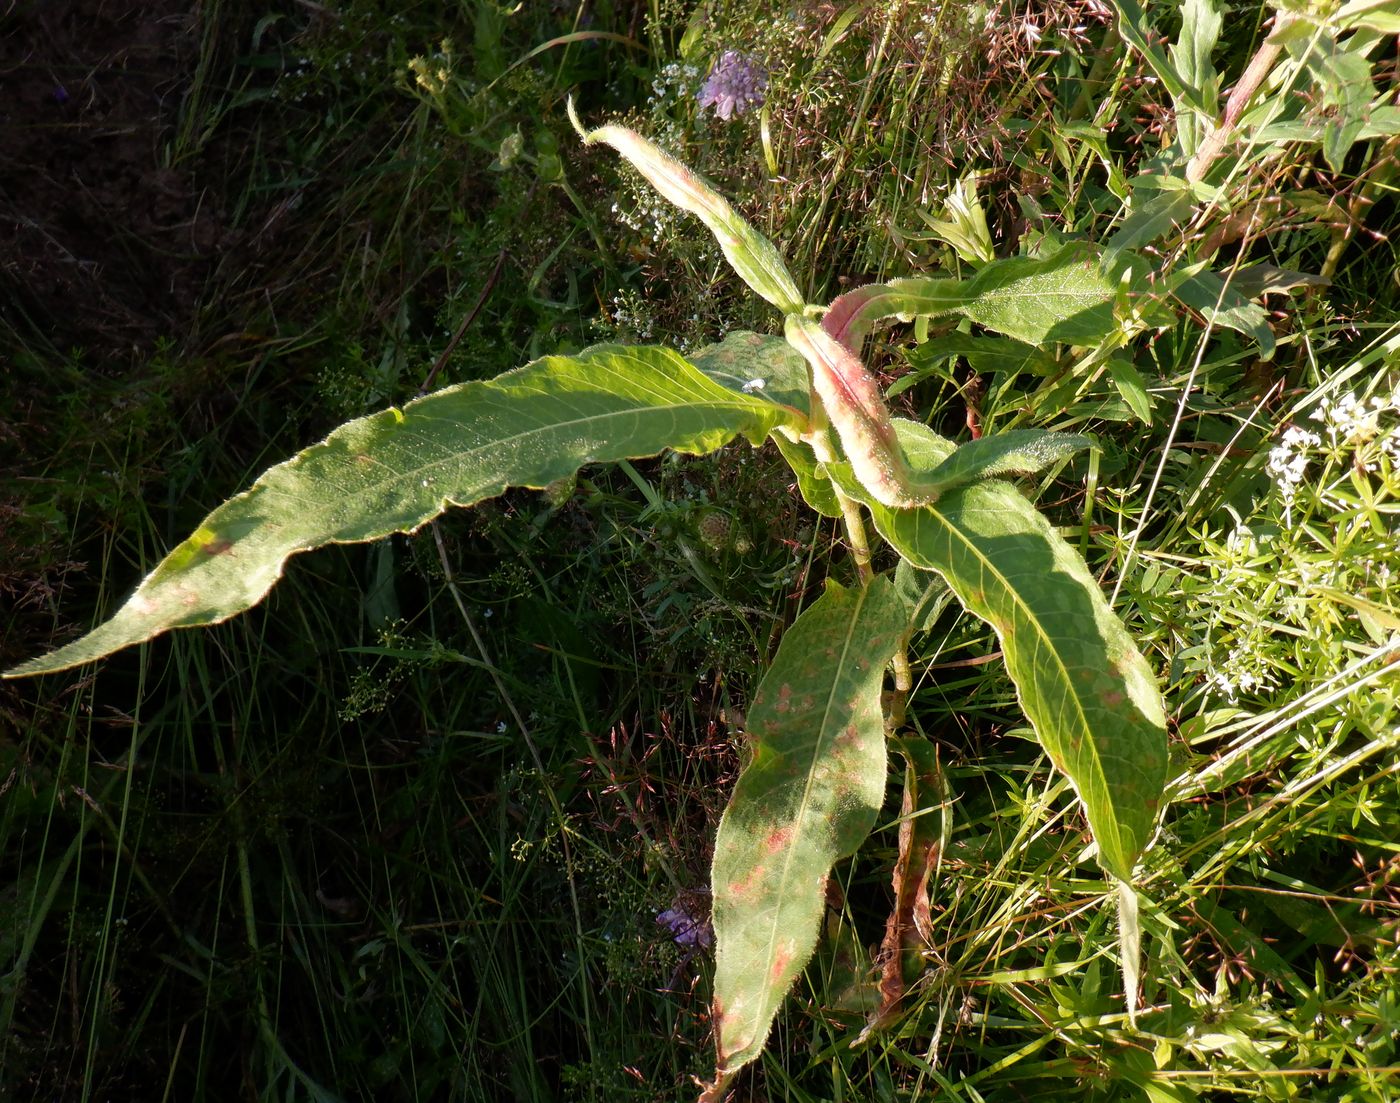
6 101 1170 1100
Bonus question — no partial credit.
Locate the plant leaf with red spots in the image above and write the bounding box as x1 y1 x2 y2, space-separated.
828 422 1167 883
6 345 803 678
703 576 906 1099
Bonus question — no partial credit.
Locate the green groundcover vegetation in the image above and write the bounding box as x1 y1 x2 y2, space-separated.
1 1 1397 1100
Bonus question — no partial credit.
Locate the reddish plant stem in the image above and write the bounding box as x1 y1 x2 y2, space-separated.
1186 19 1290 184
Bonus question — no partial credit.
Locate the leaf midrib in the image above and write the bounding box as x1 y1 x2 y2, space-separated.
921 495 1122 861
753 584 871 1040
258 375 789 528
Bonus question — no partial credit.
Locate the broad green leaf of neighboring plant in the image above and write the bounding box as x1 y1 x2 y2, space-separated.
828 422 1167 882
1172 270 1276 359
823 244 1119 352
1103 185 1197 262
702 577 906 1102
6 345 802 678
569 100 806 314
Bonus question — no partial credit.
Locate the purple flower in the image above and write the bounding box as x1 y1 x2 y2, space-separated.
657 905 712 949
696 51 768 121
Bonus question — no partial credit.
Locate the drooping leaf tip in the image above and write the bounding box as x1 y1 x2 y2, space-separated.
565 94 589 143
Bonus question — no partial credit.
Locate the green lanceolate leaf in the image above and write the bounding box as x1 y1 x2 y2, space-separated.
959 245 1119 346
703 576 906 1101
1104 184 1196 262
915 429 1093 501
688 330 845 514
689 330 813 419
828 423 1167 882
823 244 1118 352
569 100 806 314
1173 270 1276 359
770 431 842 518
7 345 802 678
1167 0 1223 156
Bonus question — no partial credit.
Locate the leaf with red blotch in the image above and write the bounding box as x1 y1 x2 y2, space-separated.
702 576 906 1101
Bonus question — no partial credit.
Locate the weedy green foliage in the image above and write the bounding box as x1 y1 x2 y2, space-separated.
6 108 1171 1096
10 0 1400 1095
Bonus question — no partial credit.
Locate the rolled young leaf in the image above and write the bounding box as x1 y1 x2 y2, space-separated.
6 345 803 678
828 422 1167 882
784 313 924 509
569 99 806 315
703 576 906 1101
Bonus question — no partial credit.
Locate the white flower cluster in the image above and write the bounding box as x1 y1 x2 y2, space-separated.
1310 386 1400 470
605 289 655 339
610 192 676 244
1266 381 1400 519
648 61 701 110
1210 645 1275 703
1265 424 1322 511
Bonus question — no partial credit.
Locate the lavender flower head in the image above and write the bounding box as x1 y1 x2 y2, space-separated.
696 51 768 121
657 903 712 949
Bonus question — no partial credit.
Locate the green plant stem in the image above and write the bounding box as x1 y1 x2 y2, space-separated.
808 428 875 585
806 427 915 728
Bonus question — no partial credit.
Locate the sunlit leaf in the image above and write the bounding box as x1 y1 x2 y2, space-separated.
570 101 806 314
916 430 1093 500
7 345 801 678
770 431 842 518
1173 270 1276 359
1168 0 1223 155
829 423 1167 881
689 330 812 419
823 244 1119 353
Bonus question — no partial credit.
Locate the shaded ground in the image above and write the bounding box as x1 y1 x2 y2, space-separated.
0 0 224 358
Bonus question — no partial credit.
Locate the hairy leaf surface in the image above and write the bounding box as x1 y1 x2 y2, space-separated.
704 577 905 1098
916 429 1093 500
8 345 801 677
689 330 813 419
829 425 1166 881
823 245 1118 352
570 103 806 314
